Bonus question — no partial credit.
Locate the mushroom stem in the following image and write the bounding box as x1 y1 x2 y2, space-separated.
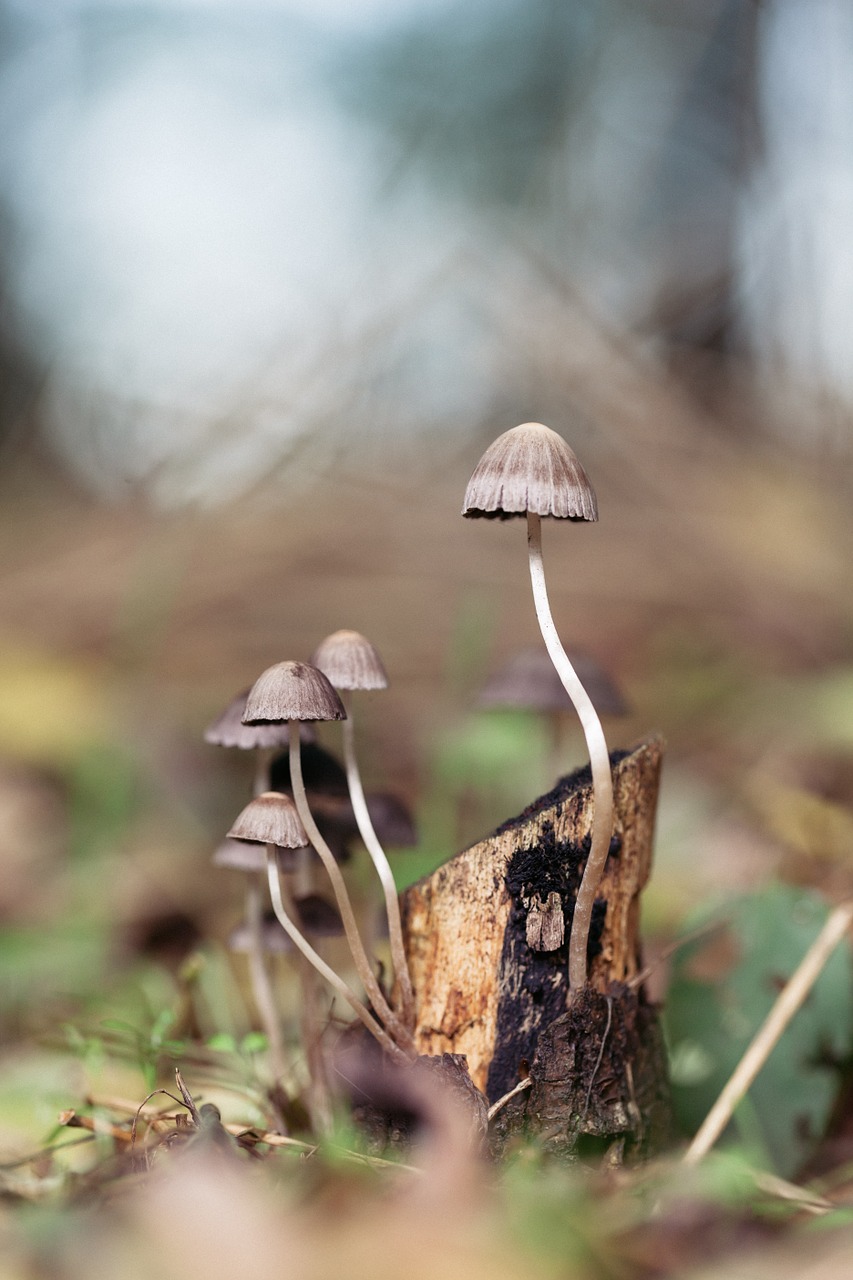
339 694 416 1031
527 512 614 992
245 872 288 1084
287 725 415 1051
265 848 409 1063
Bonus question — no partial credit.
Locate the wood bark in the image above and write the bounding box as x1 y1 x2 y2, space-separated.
400 734 669 1155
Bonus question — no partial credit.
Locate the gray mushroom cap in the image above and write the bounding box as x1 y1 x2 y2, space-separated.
310 630 389 692
462 422 598 521
227 791 309 849
242 661 346 724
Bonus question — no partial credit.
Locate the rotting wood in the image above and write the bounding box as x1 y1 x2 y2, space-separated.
400 734 668 1154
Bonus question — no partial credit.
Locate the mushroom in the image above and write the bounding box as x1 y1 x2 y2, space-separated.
228 790 407 1062
242 660 414 1053
463 422 614 993
310 629 416 1031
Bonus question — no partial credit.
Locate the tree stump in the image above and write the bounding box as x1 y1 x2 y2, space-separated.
400 734 670 1157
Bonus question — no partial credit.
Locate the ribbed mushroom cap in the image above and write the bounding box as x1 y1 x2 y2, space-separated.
478 647 628 717
204 688 317 750
462 422 598 521
242 661 346 724
227 791 309 849
311 629 388 692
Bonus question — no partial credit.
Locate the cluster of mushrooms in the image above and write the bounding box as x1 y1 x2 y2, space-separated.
206 422 617 1086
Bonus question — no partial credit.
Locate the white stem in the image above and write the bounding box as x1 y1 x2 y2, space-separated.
683 900 853 1166
341 697 416 1031
527 512 614 992
245 873 287 1084
288 726 415 1051
265 848 407 1062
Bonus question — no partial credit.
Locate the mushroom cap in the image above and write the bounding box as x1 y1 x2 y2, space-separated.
310 629 388 692
204 688 317 750
242 661 346 724
462 422 598 521
227 791 309 849
477 647 628 717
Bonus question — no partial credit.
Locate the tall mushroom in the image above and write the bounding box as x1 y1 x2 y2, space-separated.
242 660 414 1052
463 422 613 993
228 791 408 1063
310 629 416 1031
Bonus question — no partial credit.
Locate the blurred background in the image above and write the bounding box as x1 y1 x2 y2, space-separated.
0 0 852 1162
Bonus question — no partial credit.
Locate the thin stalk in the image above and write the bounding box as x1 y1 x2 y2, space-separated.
244 873 288 1087
265 848 408 1063
288 725 415 1051
527 512 614 992
340 694 416 1031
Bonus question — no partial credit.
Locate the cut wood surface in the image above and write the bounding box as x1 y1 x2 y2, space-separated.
400 735 664 1102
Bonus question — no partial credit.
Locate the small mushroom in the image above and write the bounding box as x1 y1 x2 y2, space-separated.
228 791 406 1061
310 629 416 1031
463 423 614 993
242 660 414 1053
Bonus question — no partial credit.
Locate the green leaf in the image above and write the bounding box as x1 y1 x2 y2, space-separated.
665 884 853 1177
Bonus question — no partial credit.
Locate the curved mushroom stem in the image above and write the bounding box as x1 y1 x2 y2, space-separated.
527 512 614 992
245 871 288 1085
265 848 409 1064
288 725 416 1051
339 693 416 1032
